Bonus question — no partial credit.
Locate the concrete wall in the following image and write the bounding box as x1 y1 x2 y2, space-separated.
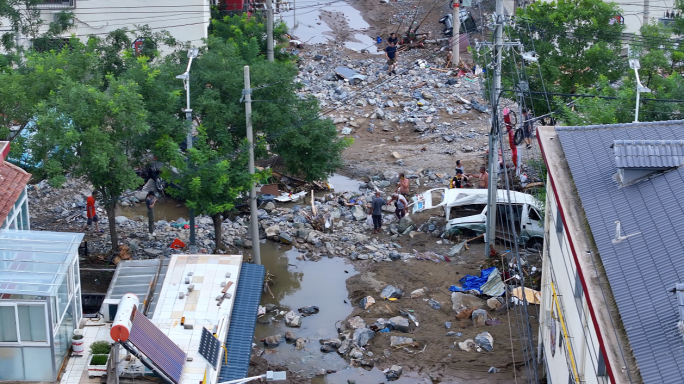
538 186 609 384
6 0 211 51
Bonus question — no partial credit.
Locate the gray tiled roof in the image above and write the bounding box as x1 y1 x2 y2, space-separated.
613 139 684 168
557 120 684 384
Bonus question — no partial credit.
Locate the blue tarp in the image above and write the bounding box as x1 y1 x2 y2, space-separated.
449 267 498 294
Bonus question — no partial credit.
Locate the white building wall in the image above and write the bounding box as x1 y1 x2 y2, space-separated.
10 0 212 51
538 186 609 384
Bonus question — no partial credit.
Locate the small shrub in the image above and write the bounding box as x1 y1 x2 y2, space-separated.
90 355 108 365
89 340 111 355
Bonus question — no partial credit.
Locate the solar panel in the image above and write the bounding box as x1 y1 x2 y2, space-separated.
128 308 186 384
198 327 221 370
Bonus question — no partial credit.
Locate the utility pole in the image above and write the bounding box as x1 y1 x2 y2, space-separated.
485 0 504 256
452 0 459 68
643 0 650 26
266 0 274 62
244 66 261 265
176 48 199 254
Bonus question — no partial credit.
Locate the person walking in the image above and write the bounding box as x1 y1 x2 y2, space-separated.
146 191 156 235
388 193 408 219
387 32 399 46
368 191 387 234
81 190 102 233
385 40 398 75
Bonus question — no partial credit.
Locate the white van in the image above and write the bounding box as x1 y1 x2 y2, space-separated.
412 188 544 249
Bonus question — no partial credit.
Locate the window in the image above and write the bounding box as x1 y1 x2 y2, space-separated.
18 305 47 342
574 272 583 299
0 306 18 342
0 304 47 343
555 205 564 233
597 349 608 377
529 207 542 222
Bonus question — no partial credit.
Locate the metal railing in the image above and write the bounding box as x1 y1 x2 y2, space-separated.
36 0 75 9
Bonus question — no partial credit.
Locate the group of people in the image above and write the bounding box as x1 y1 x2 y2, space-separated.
366 173 410 233
450 160 489 190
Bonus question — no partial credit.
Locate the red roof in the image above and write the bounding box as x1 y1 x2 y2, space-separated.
0 142 31 226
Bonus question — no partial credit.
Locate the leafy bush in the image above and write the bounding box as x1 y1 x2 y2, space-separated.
89 355 108 365
89 340 111 355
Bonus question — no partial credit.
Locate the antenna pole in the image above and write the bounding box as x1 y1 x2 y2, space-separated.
485 0 504 256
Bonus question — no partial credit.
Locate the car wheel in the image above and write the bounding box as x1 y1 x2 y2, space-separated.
526 237 543 252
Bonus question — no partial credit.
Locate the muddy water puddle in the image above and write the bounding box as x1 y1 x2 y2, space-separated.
116 197 189 222
252 242 357 377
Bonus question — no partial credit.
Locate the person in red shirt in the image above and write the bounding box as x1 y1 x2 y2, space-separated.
503 108 518 169
81 190 101 233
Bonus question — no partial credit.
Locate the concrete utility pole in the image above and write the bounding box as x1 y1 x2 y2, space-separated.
452 0 459 68
244 66 261 265
643 0 650 26
485 0 504 256
267 0 274 62
176 48 199 254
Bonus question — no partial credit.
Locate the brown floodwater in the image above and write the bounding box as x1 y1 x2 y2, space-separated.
115 197 190 222
248 242 423 383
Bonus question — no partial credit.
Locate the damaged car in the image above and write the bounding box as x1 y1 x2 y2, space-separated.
412 188 544 250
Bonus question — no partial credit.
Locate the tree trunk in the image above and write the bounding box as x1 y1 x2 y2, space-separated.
213 213 223 253
106 204 119 253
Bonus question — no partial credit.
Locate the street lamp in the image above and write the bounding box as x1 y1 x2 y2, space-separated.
176 47 199 253
217 371 287 384
629 58 651 123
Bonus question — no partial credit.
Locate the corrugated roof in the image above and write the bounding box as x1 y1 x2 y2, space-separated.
556 120 684 384
0 161 31 226
613 139 684 168
219 263 265 381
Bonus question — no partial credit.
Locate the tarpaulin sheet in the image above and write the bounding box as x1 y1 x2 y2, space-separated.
449 267 504 296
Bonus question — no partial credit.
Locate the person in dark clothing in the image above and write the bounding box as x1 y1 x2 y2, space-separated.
369 191 387 233
146 191 156 235
385 41 398 75
522 108 533 149
388 32 399 45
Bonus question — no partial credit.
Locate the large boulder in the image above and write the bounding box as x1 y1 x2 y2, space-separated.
352 205 367 221
381 285 403 299
390 336 414 348
389 316 410 333
397 215 414 233
265 225 280 239
347 316 367 329
353 327 375 347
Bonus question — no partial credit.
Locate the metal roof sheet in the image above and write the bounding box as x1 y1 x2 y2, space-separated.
218 263 265 381
613 139 684 168
556 120 684 384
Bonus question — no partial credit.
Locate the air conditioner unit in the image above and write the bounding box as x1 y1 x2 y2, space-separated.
101 299 120 322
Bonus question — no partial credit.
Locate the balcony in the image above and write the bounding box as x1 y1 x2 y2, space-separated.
36 0 75 9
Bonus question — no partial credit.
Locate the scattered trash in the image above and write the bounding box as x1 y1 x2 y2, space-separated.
475 332 494 352
445 321 452 329
284 311 302 327
511 287 542 305
379 328 390 333
488 367 500 373
449 267 505 297
485 318 501 326
428 298 442 310
390 336 415 348
472 308 488 327
170 238 185 249
334 66 367 85
410 287 428 298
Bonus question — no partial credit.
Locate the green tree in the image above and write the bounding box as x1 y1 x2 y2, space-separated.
507 0 626 116
31 75 148 251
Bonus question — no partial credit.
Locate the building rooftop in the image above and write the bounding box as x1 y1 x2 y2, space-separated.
0 141 32 226
555 119 684 384
0 230 84 297
612 139 684 168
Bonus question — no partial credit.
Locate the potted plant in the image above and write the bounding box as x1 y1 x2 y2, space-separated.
87 340 111 377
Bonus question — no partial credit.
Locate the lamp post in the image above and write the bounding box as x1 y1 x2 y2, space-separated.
176 47 199 253
629 58 651 123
